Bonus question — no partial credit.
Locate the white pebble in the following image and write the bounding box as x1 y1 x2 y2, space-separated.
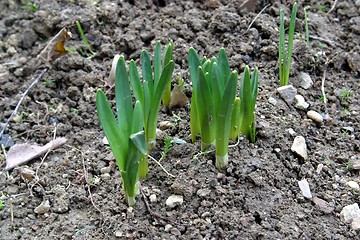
307 110 323 123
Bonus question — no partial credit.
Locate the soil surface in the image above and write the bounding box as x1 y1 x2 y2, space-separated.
1 0 360 239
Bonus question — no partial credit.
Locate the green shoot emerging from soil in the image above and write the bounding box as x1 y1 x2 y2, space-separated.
230 66 259 143
128 41 174 178
340 88 353 101
162 136 172 158
279 2 298 86
304 6 310 46
189 47 238 169
76 20 95 56
22 0 38 12
96 56 147 207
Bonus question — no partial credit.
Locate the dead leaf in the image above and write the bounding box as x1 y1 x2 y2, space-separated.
37 28 72 67
5 137 67 171
169 85 188 109
108 54 120 86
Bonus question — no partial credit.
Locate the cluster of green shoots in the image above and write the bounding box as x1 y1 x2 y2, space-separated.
189 48 258 169
97 43 258 206
96 42 174 206
278 2 298 86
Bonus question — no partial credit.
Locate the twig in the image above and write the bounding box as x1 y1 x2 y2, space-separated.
309 35 339 47
246 4 270 32
321 68 328 114
148 155 175 178
326 0 338 15
0 68 48 139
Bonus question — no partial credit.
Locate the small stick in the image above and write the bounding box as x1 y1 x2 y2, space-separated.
246 4 270 32
309 35 339 47
0 68 48 139
326 0 338 15
148 155 175 178
321 68 328 114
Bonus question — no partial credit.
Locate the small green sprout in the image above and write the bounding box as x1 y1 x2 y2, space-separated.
343 108 350 115
340 88 353 101
0 199 5 210
279 2 298 86
22 0 38 12
43 78 54 87
70 108 79 114
342 129 349 137
230 66 258 143
162 136 172 158
189 47 238 169
96 56 147 206
76 20 95 56
304 6 310 46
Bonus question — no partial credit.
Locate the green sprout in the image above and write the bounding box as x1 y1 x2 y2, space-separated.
189 47 238 169
0 199 4 210
304 6 310 46
343 108 350 115
76 20 95 56
43 78 55 87
230 66 259 143
340 88 353 101
279 2 298 86
162 136 172 158
22 0 38 12
96 56 147 207
124 41 174 178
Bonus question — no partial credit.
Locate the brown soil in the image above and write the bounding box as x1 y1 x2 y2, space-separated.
1 0 359 239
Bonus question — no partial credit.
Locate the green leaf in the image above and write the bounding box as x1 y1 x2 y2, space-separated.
218 48 230 88
154 41 162 88
146 60 175 143
230 97 241 140
142 50 153 95
115 56 133 134
197 66 215 149
131 101 144 134
96 90 127 170
129 60 144 105
130 131 147 155
216 71 237 156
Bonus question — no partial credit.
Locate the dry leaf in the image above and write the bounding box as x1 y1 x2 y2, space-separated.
169 85 188 109
108 54 120 86
37 28 72 67
5 137 67 171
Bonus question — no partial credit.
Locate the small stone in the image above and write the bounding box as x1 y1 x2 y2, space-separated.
170 227 181 236
268 96 277 106
351 218 360 230
102 136 109 145
307 110 323 123
7 185 19 195
101 173 110 179
299 72 313 89
164 224 172 232
312 197 334 213
287 128 296 136
346 181 359 190
158 121 173 130
349 159 360 170
277 85 297 104
20 167 35 182
115 230 123 237
197 188 211 197
149 194 157 203
19 227 26 234
294 95 309 110
201 212 211 218
291 136 308 161
316 164 324 174
34 200 50 214
340 203 360 223
166 195 183 208
298 179 312 199
100 166 111 174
